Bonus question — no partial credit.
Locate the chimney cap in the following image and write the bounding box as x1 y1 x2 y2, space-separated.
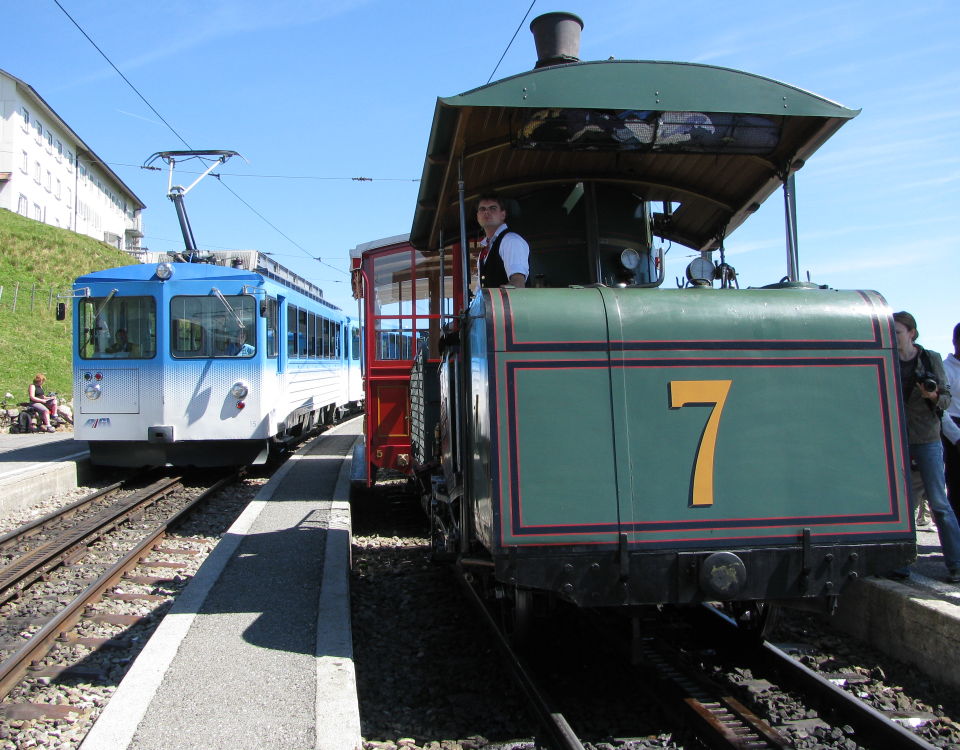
529 11 584 69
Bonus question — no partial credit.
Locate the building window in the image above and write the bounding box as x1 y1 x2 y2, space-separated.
21 151 28 173
34 161 41 183
66 151 74 171
46 131 53 151
55 179 61 200
21 106 30 131
18 195 28 216
66 187 72 207
56 141 63 160
33 204 42 221
45 170 52 192
34 120 42 141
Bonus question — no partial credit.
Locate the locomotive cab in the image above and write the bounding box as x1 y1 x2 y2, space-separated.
505 182 661 289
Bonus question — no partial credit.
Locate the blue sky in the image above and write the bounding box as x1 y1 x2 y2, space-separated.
8 1 959 353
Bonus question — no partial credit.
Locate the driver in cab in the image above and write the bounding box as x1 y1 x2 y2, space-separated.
476 194 529 289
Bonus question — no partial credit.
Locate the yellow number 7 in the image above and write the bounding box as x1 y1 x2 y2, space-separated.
669 380 732 507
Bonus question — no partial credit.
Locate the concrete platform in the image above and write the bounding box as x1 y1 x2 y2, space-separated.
832 526 960 690
79 416 362 750
0 429 91 518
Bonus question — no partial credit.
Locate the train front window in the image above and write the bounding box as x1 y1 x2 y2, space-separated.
169 295 257 358
79 296 156 359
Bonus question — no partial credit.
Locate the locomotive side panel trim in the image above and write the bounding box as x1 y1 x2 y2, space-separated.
508 364 621 528
497 356 908 547
496 288 886 353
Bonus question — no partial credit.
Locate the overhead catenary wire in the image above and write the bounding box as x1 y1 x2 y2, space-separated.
52 0 191 150
53 1 348 277
114 160 419 182
486 0 538 84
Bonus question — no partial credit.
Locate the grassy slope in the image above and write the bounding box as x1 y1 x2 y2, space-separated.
0 209 134 403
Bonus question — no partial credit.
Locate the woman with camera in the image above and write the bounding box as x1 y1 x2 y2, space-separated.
893 311 960 583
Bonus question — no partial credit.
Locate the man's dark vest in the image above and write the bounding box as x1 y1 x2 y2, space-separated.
480 230 513 288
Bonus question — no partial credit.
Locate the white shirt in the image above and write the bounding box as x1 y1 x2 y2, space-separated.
479 224 529 281
943 352 960 444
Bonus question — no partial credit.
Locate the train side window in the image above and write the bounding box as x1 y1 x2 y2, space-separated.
351 327 361 360
298 308 308 358
287 304 298 358
266 297 278 358
308 312 318 358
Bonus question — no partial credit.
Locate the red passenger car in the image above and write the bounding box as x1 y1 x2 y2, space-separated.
350 234 465 485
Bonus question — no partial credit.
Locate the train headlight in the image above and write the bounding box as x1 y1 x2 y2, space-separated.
84 383 102 400
230 381 249 399
155 262 174 280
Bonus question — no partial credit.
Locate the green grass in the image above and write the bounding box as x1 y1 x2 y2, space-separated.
0 209 134 404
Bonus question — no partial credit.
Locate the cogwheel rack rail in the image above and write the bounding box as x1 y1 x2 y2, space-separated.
459 565 938 750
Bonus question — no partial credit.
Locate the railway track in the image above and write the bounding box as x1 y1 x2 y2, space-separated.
458 569 940 750
696 606 939 750
0 473 175 605
0 470 238 719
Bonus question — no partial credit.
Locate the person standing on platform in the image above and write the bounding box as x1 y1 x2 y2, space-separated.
892 312 960 583
476 194 529 289
942 322 960 519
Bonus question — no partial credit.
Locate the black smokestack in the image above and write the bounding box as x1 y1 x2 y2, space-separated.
529 12 584 68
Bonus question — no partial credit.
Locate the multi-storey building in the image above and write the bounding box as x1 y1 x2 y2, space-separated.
0 67 145 254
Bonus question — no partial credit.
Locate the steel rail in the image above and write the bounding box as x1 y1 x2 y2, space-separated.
0 475 183 603
457 570 585 750
0 478 125 550
755 640 938 750
0 471 238 703
699 604 938 750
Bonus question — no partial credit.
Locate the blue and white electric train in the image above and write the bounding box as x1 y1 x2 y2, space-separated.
71 251 363 467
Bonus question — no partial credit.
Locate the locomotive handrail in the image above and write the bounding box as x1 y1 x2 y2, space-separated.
59 287 91 298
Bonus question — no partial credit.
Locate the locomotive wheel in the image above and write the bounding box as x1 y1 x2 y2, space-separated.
500 586 534 647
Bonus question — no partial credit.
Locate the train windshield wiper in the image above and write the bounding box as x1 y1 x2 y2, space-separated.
211 287 245 329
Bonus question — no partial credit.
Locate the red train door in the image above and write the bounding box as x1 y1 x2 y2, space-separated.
351 236 463 484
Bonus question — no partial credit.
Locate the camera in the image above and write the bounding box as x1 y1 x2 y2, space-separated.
921 378 938 393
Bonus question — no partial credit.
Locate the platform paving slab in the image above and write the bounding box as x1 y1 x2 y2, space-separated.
80 419 362 750
0 431 91 517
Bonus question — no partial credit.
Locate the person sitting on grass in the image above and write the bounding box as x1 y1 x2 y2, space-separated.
28 373 58 433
